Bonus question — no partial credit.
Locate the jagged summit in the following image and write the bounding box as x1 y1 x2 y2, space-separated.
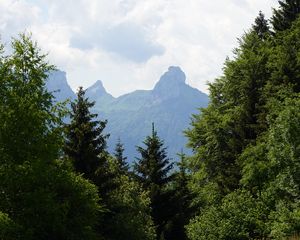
46 70 75 101
153 66 187 97
163 66 186 83
87 80 107 95
155 66 186 86
86 80 115 109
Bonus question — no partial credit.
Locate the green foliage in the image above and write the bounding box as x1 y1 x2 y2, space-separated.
163 152 195 240
253 11 270 39
268 17 300 93
135 123 173 189
65 87 156 239
64 86 109 183
186 28 270 196
103 157 156 240
187 190 268 240
0 161 101 240
0 211 21 240
113 137 129 174
134 123 173 239
0 34 101 239
186 4 300 240
272 0 300 32
0 34 61 165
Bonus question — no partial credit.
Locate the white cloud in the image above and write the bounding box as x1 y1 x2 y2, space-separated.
0 0 279 96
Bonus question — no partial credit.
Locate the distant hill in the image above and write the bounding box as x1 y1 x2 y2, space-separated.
46 66 209 163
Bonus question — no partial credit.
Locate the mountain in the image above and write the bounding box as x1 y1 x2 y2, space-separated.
46 70 76 102
86 80 115 110
46 67 209 163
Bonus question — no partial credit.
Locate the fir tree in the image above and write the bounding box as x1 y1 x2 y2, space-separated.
114 137 129 173
272 0 300 32
134 123 173 240
64 86 109 182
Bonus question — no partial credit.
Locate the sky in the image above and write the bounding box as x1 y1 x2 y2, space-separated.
0 0 279 97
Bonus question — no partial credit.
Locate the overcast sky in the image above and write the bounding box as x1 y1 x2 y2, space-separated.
0 0 279 96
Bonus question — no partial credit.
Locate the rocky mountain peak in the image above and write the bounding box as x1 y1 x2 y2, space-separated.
46 70 75 101
87 80 107 95
153 66 187 96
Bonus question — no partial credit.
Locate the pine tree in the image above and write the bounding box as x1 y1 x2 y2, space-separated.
134 123 173 240
253 11 270 39
113 137 129 173
64 86 109 182
272 0 300 32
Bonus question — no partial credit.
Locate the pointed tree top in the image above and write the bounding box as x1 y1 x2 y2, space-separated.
253 11 270 39
152 122 155 138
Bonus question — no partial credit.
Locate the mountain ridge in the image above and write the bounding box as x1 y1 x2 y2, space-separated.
46 66 209 162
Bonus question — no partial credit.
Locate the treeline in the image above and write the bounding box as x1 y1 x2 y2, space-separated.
2 0 300 239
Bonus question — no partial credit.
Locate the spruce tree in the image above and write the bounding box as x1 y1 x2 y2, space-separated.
272 0 300 32
64 86 109 182
134 123 173 240
113 137 129 173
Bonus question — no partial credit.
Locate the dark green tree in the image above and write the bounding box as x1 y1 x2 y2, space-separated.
271 0 300 32
186 27 270 197
267 15 300 93
64 86 109 183
253 11 270 39
113 137 129 173
134 123 173 239
163 152 195 240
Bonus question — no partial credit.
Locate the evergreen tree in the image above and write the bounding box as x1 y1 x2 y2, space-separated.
113 137 129 173
65 89 156 240
164 152 195 240
64 87 115 238
186 27 270 197
134 123 173 239
253 11 270 39
268 14 300 93
64 86 109 183
272 0 300 32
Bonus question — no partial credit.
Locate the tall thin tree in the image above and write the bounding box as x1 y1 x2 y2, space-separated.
64 86 109 182
114 137 129 173
134 123 173 239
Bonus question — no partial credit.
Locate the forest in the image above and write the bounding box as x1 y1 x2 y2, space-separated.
2 0 300 239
